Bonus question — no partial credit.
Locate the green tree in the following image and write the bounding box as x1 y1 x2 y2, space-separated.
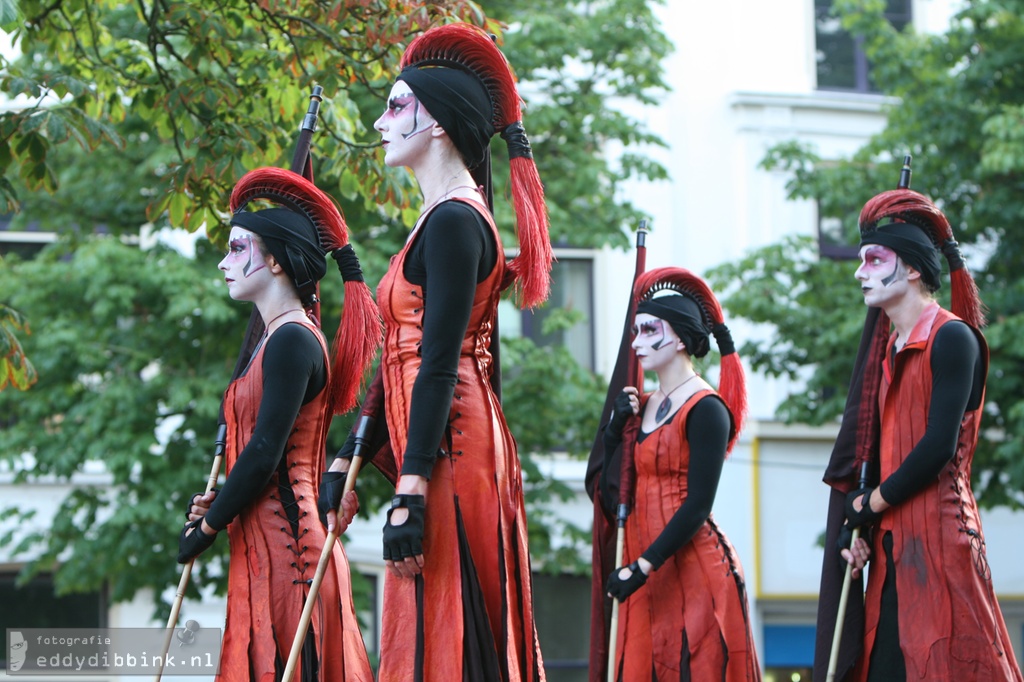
0 0 672 613
486 0 671 248
707 0 1024 508
0 240 239 601
0 302 37 391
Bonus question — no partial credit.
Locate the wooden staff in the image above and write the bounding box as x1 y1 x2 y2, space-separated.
827 461 870 681
607 223 648 682
154 424 226 682
280 414 375 682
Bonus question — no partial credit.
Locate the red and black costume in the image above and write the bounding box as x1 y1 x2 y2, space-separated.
370 198 543 680
613 390 759 681
183 168 380 681
814 185 1022 681
332 23 553 682
214 321 371 682
851 303 1020 681
590 267 760 682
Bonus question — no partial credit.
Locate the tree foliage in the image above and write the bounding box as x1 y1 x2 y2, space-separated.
710 0 1024 508
0 0 671 612
0 240 239 602
0 302 37 391
485 0 671 248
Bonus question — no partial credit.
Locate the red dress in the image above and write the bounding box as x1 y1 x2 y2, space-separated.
615 390 760 681
375 199 545 682
854 304 1021 681
220 321 372 682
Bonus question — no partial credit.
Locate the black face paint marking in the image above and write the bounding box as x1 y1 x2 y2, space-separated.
227 234 265 278
880 260 901 287
388 93 431 141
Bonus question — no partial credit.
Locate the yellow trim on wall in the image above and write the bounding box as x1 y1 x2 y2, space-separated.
751 435 762 599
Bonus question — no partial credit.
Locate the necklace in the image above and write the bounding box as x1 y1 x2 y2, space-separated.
409 184 483 243
655 373 699 422
421 184 481 215
264 308 303 330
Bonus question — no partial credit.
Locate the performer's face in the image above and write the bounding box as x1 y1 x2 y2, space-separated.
632 313 682 371
219 226 271 302
375 81 437 168
855 244 915 308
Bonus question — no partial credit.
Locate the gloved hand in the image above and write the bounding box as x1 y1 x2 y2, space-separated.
382 494 426 562
184 489 218 522
844 487 881 529
317 471 348 527
605 561 648 602
607 390 634 437
836 522 854 558
177 519 217 564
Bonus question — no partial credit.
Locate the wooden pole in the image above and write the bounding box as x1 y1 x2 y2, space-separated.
280 415 373 682
155 425 225 682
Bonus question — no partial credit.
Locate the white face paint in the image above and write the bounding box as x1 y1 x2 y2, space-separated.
218 226 271 302
631 313 682 373
373 81 437 168
855 243 916 309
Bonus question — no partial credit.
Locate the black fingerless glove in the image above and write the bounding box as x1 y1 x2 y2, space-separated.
605 561 648 602
844 487 881 529
184 489 218 521
177 519 217 564
607 391 633 437
185 492 201 521
382 494 426 561
317 471 348 527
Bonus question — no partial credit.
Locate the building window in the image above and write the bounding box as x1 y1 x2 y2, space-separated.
817 208 859 260
0 222 56 259
1 571 106 668
815 0 912 93
532 572 590 681
499 254 595 371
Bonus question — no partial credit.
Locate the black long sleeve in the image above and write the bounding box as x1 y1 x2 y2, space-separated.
878 320 983 507
204 323 326 530
641 395 730 570
399 201 496 478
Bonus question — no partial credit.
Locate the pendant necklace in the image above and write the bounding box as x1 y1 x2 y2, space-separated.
655 373 699 422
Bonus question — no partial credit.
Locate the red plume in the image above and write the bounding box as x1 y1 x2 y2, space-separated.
401 23 552 308
859 188 985 328
632 267 747 454
230 167 383 414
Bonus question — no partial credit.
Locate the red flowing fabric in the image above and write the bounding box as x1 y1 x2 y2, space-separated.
613 390 760 682
220 320 372 682
852 305 1021 681
374 199 544 682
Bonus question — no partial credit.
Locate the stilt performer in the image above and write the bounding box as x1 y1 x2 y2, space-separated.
594 266 760 681
174 88 380 681
156 86 328 681
814 157 1022 681
319 22 552 682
